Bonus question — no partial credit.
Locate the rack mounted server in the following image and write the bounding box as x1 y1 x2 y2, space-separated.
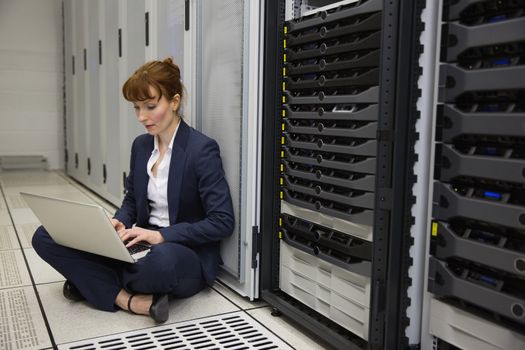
428 0 525 348
261 0 424 348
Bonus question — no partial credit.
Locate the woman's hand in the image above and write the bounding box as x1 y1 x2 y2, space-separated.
111 218 125 232
118 226 165 247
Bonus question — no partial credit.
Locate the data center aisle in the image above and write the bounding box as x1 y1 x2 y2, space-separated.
0 170 328 350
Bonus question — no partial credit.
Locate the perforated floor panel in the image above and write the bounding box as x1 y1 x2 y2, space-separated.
58 312 294 350
0 226 19 250
0 287 52 350
0 250 32 288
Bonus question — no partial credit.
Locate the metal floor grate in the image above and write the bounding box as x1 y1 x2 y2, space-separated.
58 312 293 350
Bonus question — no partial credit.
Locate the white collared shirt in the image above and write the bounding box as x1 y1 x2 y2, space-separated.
147 127 179 227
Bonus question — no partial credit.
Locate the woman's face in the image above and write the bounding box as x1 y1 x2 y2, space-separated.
132 86 180 136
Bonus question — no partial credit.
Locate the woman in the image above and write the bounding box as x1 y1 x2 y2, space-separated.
32 58 235 323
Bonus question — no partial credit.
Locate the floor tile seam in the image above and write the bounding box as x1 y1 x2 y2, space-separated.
210 284 269 312
34 281 66 288
211 284 247 311
242 307 298 350
0 182 58 348
0 246 23 252
54 309 247 347
0 284 34 291
243 305 270 311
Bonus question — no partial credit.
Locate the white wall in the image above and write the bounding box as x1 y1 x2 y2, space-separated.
0 0 64 169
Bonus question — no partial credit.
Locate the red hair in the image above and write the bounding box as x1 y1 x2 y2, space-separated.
122 57 184 112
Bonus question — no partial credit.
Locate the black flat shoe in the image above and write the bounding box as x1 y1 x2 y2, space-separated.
62 280 85 302
149 294 169 323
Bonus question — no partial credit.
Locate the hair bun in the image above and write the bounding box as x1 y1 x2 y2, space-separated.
162 57 180 75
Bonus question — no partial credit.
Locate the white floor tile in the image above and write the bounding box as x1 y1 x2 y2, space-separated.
15 222 40 248
0 198 6 209
4 185 94 209
0 225 20 250
38 282 241 345
0 170 69 187
24 248 65 284
0 249 33 289
0 209 11 225
0 286 53 349
248 306 331 350
212 281 267 310
10 208 39 225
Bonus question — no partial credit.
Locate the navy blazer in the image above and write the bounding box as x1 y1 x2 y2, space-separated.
113 120 235 285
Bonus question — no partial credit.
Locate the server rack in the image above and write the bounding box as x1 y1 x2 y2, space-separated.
426 0 525 348
261 0 425 348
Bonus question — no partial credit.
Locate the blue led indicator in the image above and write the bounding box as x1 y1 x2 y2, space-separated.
480 275 497 286
481 104 498 112
484 191 501 199
489 15 507 23
492 58 510 66
481 147 498 155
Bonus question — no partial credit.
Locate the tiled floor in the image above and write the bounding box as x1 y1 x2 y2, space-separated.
0 170 329 350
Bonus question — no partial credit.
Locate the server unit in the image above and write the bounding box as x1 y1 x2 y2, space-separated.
424 0 525 349
261 0 424 348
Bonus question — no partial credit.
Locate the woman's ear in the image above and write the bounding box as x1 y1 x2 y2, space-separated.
171 94 181 112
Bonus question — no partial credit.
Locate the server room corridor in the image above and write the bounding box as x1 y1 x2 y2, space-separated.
0 170 326 350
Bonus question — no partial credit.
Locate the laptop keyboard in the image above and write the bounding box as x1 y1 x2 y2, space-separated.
127 243 150 255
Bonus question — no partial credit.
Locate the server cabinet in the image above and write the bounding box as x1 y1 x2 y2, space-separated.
64 0 75 176
194 0 263 299
98 0 122 205
65 0 187 205
70 0 86 182
261 0 425 348
144 0 185 68
117 0 146 197
144 0 189 122
84 0 103 193
423 0 525 349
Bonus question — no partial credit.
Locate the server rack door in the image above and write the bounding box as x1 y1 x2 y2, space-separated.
194 0 262 298
146 0 186 89
64 0 75 176
144 0 156 62
424 0 525 348
118 0 146 196
72 0 86 183
85 0 103 193
144 0 186 112
125 0 146 150
98 0 122 206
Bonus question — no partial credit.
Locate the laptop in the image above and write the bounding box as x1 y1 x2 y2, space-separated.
21 192 150 263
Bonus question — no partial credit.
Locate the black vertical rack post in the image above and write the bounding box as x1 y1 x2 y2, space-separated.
261 0 425 349
428 0 525 346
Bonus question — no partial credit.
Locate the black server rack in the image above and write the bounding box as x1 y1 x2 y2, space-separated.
429 0 525 345
261 1 425 349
